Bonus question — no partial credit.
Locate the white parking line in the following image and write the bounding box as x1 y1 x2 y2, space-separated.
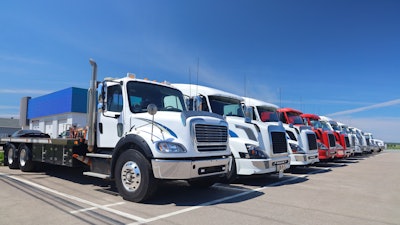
70 202 126 214
0 173 148 223
1 167 330 225
129 167 331 225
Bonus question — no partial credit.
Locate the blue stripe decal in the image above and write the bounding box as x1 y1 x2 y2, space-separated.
229 129 238 138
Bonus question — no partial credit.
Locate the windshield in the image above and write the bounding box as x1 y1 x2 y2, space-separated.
127 81 185 113
286 112 304 125
256 106 279 122
310 118 323 129
208 95 244 117
320 121 332 130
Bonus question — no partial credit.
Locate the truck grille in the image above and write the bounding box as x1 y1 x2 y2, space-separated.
195 124 228 152
344 136 350 148
307 133 318 150
271 131 287 154
328 133 336 148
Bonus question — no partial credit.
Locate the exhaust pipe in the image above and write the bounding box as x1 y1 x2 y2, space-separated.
87 59 97 152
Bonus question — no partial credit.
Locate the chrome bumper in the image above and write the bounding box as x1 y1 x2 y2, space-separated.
151 156 231 179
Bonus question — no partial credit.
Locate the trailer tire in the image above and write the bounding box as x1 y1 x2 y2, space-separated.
19 144 35 172
115 149 157 202
6 144 19 169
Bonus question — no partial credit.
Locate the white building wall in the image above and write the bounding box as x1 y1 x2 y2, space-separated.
29 112 87 138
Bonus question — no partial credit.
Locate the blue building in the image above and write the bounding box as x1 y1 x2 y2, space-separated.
21 87 88 138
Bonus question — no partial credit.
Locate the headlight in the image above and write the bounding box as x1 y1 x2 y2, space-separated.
156 142 187 153
290 143 305 154
239 144 268 159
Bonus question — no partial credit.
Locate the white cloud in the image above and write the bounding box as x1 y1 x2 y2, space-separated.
327 99 400 117
0 89 52 95
331 116 400 143
0 54 47 65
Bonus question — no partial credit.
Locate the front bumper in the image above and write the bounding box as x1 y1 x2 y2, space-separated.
151 156 231 179
290 152 319 166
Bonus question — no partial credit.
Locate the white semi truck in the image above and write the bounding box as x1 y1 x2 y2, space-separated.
173 84 290 181
243 97 319 167
2 60 232 202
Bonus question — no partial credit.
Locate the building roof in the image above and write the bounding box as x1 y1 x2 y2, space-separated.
0 118 20 128
28 87 87 119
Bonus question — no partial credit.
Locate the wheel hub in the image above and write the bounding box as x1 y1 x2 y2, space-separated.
121 161 141 192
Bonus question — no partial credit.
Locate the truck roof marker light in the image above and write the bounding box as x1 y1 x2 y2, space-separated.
127 73 136 79
144 78 149 80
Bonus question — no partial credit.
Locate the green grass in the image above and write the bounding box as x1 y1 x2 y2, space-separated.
386 143 400 150
0 150 4 166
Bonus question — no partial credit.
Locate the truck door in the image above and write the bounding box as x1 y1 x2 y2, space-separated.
97 83 124 148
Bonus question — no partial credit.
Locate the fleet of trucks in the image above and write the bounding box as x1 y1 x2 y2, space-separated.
243 98 319 167
0 59 385 203
173 84 290 181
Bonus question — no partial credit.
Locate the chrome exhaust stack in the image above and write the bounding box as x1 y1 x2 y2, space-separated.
88 59 97 152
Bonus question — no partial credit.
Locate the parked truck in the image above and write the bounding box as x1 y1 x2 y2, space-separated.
292 112 337 160
2 59 232 202
173 84 290 181
319 116 353 157
243 98 319 167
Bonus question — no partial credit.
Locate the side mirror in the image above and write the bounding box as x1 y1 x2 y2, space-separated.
147 104 158 115
244 106 253 123
193 95 202 111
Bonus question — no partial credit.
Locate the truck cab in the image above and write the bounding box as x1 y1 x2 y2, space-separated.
244 98 319 167
319 116 353 157
173 84 290 181
299 113 337 160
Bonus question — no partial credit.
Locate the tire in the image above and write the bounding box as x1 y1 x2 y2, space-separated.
188 177 218 188
221 156 237 183
114 149 157 202
19 144 36 172
6 144 19 169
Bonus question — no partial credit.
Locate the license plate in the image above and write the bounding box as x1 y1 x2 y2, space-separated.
276 163 286 172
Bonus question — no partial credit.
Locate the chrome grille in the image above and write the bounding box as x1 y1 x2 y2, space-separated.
271 131 287 154
195 124 228 152
307 133 318 150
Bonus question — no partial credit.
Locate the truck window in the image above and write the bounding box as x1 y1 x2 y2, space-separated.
127 81 185 113
208 96 244 117
257 106 279 122
107 85 123 112
163 96 184 111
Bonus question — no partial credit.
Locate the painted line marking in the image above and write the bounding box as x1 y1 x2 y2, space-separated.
0 173 147 223
1 167 330 225
128 167 331 225
70 202 126 214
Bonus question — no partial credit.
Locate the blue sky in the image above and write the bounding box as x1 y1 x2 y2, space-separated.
1 0 399 142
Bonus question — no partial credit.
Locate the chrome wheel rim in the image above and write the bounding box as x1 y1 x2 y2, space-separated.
19 148 27 167
7 148 14 165
121 161 141 192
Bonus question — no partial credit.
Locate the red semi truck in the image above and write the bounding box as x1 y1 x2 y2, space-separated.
277 108 336 161
301 114 344 159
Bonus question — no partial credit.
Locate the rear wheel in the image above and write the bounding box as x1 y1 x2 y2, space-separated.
6 144 19 169
114 149 157 202
19 144 36 172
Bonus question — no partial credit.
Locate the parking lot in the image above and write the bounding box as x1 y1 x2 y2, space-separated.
0 150 399 225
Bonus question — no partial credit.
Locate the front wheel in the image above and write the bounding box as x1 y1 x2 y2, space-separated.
188 177 218 188
114 149 158 202
221 156 237 183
